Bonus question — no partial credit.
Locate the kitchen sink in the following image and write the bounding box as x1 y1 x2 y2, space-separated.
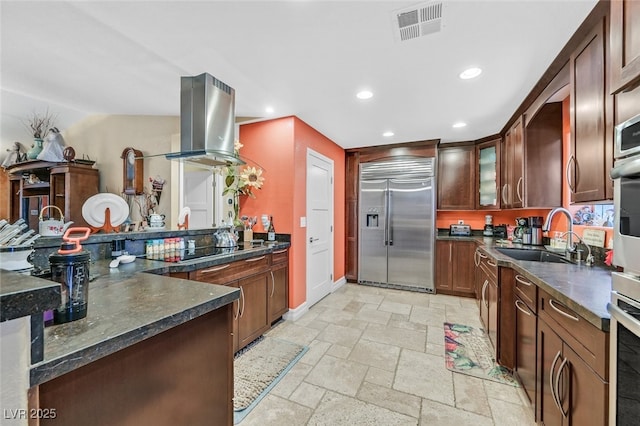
495 247 572 264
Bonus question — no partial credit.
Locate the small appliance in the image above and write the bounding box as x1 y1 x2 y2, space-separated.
483 215 494 236
449 224 472 237
493 225 507 239
529 216 544 245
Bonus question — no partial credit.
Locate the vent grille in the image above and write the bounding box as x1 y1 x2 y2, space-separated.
393 2 443 42
360 157 435 180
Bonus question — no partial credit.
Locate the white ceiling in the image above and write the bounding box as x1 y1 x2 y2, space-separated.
1 0 597 150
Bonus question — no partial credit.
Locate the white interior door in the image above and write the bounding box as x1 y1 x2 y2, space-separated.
183 169 214 228
306 149 334 307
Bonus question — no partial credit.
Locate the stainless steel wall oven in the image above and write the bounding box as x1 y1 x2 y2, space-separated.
612 113 640 276
608 272 640 425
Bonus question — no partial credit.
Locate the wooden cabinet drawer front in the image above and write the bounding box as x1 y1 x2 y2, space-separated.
271 248 289 265
514 274 537 312
479 256 498 282
538 289 609 379
192 255 270 284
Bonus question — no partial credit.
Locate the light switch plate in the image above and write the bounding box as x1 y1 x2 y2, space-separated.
300 217 307 227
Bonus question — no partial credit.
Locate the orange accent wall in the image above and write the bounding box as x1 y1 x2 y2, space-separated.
238 116 345 310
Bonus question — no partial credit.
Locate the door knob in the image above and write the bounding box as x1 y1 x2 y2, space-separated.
309 237 319 243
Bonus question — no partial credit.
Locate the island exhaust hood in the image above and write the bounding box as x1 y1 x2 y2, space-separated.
165 73 244 167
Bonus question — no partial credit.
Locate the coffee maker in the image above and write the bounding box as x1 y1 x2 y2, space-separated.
529 216 544 245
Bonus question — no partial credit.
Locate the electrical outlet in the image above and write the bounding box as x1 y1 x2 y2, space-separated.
458 219 464 225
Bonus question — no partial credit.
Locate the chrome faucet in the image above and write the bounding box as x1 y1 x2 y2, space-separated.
542 207 574 260
542 207 573 240
542 207 593 266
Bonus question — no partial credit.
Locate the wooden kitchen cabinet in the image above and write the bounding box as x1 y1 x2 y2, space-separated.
186 252 278 353
537 318 608 426
5 161 99 229
437 144 476 210
569 15 614 203
537 289 609 425
513 272 538 414
610 0 640 94
501 117 524 209
435 239 476 296
237 271 270 350
476 138 501 210
269 248 289 324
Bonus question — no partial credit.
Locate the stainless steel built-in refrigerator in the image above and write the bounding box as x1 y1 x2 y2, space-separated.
358 157 435 292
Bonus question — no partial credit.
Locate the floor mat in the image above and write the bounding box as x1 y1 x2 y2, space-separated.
443 322 519 387
234 336 308 423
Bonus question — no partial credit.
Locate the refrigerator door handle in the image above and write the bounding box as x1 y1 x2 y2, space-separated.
387 189 393 246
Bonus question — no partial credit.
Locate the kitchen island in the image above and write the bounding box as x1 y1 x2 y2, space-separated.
1 239 289 426
26 258 239 426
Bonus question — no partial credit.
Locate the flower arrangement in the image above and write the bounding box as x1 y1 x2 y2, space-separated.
222 141 265 227
222 141 265 199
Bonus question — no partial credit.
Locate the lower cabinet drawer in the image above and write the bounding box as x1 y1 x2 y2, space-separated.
514 273 537 312
191 255 270 284
537 288 608 379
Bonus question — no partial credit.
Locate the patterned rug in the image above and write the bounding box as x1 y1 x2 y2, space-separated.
234 336 307 423
443 322 519 387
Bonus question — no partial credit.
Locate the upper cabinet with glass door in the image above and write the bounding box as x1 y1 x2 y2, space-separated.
476 139 501 210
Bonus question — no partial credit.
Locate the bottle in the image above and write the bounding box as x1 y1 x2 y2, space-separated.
267 216 276 241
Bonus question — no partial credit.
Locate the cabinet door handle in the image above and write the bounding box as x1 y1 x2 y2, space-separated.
272 249 287 254
550 351 562 411
474 250 481 267
555 356 570 418
501 184 508 205
515 274 532 286
516 177 524 203
482 280 489 307
487 260 496 267
549 299 579 322
515 299 531 316
239 286 245 317
245 255 266 262
234 293 240 320
449 243 452 262
566 155 575 193
200 264 230 273
270 270 275 298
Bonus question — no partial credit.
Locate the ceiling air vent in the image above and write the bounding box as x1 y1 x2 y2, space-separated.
393 2 443 42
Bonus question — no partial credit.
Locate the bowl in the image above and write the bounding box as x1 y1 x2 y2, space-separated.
0 245 34 271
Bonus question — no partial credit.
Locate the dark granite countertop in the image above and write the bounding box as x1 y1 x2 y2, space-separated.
28 241 290 386
0 271 60 323
436 234 612 332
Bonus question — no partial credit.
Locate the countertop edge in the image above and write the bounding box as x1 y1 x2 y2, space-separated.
437 235 611 331
30 288 239 386
0 272 61 323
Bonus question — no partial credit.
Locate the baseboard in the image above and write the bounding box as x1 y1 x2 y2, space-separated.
282 302 309 322
283 276 347 322
332 275 346 292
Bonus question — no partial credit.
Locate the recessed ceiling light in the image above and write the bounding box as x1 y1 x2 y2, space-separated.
356 90 373 100
452 122 467 128
265 106 274 114
383 131 394 137
459 67 482 80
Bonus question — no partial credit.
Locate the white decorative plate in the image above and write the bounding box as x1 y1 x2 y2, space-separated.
82 193 129 228
178 206 191 225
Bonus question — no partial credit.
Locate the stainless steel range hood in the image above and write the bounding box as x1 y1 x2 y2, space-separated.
166 73 244 167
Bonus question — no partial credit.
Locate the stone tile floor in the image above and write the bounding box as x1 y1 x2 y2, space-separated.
240 283 537 425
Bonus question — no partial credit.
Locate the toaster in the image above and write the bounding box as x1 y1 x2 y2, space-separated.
449 224 472 236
